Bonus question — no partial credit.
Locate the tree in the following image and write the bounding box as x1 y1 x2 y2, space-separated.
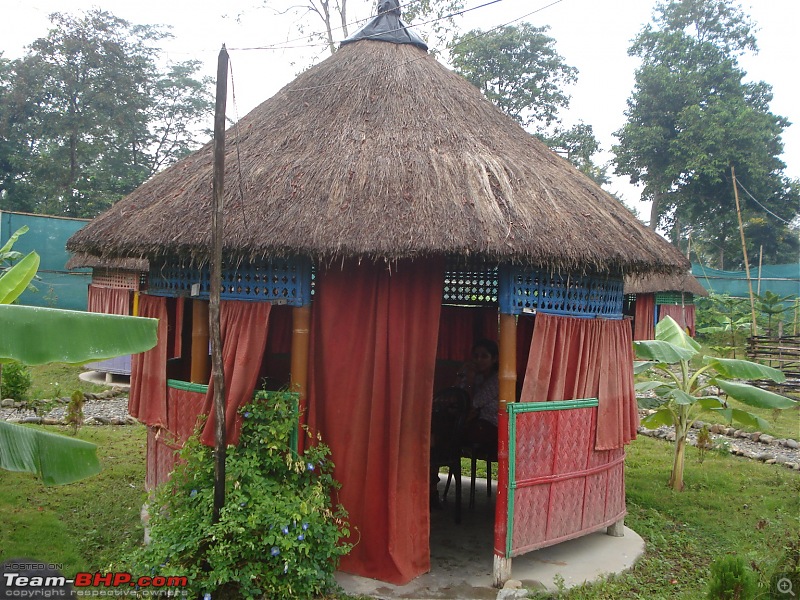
634 316 795 491
613 0 799 266
449 23 576 131
0 10 213 218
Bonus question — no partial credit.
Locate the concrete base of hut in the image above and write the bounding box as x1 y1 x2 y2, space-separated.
335 475 645 599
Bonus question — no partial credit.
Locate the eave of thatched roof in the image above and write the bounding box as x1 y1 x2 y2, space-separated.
66 252 148 272
68 39 688 277
624 272 709 296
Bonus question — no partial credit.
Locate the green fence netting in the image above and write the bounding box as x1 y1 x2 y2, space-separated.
692 263 800 299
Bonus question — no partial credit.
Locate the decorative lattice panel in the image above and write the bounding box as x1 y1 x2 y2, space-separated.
442 266 498 306
655 292 694 306
499 267 623 318
92 269 145 291
147 257 312 306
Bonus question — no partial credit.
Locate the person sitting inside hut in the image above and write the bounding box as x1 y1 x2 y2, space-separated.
430 339 499 508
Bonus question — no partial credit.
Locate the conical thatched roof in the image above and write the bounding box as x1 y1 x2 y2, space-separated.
624 271 709 296
68 33 688 276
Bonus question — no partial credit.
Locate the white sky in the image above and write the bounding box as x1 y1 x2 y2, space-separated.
3 0 799 220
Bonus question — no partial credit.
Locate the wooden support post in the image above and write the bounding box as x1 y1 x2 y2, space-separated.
290 304 311 451
493 312 516 587
190 299 210 384
210 45 229 523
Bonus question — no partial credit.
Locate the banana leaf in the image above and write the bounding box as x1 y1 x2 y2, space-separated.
655 316 702 353
0 225 29 257
633 339 696 363
640 408 674 428
0 251 39 304
0 421 101 485
706 357 786 383
0 304 157 365
713 378 797 410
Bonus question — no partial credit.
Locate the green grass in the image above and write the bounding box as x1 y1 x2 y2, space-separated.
27 362 111 400
0 424 148 573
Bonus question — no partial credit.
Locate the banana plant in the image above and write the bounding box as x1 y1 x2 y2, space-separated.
0 241 157 485
634 316 796 491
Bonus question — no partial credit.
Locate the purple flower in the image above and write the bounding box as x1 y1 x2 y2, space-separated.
297 534 305 541
203 594 212 600
243 412 252 419
283 563 289 574
239 502 247 507
271 547 280 557
282 526 289 535
302 522 309 531
306 463 315 471
190 489 198 498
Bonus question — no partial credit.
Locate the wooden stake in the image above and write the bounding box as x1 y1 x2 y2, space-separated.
210 45 229 523
757 245 763 296
731 166 758 337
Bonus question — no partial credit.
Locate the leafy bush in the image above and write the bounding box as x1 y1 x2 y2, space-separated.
706 555 757 599
127 390 351 599
1 361 32 401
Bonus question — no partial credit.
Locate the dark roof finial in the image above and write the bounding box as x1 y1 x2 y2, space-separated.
340 0 428 51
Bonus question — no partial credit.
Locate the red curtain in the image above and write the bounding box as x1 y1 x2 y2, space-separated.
633 294 655 341
520 313 638 450
307 259 444 585
658 304 697 336
87 284 131 315
200 300 272 447
435 305 497 360
129 294 169 428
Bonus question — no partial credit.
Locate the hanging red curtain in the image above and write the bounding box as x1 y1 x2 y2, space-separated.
129 294 169 428
658 304 696 336
435 305 497 360
199 300 272 447
87 284 131 315
520 313 638 450
633 294 655 340
306 259 444 585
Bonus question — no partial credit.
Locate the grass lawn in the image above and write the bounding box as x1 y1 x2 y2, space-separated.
3 364 798 598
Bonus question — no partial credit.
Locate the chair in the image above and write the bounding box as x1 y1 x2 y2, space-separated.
443 431 498 510
430 387 470 524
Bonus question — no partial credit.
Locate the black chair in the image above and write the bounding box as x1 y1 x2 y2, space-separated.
443 432 498 509
430 387 470 524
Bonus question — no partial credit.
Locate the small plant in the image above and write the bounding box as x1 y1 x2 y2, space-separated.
1 361 33 402
634 316 796 491
64 390 85 434
706 555 757 599
127 391 351 599
696 424 713 464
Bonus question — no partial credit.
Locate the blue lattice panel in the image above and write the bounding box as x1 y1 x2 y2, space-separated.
506 399 627 558
498 267 623 318
147 257 312 306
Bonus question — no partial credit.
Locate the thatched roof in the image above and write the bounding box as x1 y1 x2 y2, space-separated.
67 32 688 276
625 272 709 296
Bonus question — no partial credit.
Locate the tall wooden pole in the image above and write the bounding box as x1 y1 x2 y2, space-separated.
290 304 311 452
731 166 758 337
493 313 516 587
211 45 229 523
757 245 763 296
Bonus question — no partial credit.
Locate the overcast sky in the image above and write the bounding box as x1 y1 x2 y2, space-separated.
3 0 799 219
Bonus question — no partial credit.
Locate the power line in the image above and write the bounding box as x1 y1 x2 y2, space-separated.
735 179 796 227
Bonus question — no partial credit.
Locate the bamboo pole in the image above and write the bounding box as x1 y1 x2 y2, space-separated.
757 245 763 296
210 45 229 523
731 166 758 337
190 299 210 383
290 304 311 452
493 313 516 587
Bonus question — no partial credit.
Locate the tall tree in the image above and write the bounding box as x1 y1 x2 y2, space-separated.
613 0 799 267
0 10 213 218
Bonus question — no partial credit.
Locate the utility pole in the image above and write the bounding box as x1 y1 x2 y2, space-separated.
211 45 229 523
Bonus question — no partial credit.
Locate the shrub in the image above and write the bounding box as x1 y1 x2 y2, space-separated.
127 390 351 599
1 361 32 401
706 555 757 600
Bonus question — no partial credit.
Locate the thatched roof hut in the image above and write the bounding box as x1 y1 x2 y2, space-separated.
625 271 708 340
67 1 689 588
67 28 686 276
625 272 708 296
